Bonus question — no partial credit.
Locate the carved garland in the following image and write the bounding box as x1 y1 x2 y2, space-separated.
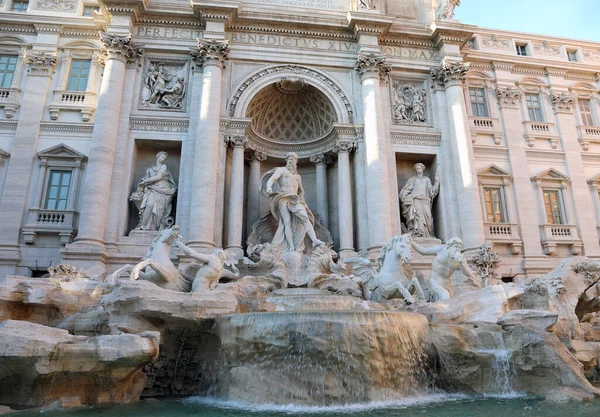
228 64 355 123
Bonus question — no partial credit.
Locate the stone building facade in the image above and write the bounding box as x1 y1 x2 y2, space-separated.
0 0 599 280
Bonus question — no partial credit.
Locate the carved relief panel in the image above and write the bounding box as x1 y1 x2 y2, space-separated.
390 80 430 126
138 57 190 112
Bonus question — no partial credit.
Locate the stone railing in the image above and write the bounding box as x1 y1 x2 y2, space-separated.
483 222 522 254
523 121 557 137
539 224 582 255
22 208 78 245
0 87 20 118
469 117 502 145
577 125 600 151
49 90 97 122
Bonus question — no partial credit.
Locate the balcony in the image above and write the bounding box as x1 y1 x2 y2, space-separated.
469 117 503 145
22 208 78 245
577 125 600 151
48 90 96 122
0 87 20 118
539 224 582 255
483 222 523 254
523 121 559 148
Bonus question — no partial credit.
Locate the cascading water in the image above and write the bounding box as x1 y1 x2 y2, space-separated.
479 333 521 398
209 290 436 405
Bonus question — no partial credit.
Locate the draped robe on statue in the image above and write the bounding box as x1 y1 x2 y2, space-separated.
138 165 177 231
399 175 439 238
258 168 318 253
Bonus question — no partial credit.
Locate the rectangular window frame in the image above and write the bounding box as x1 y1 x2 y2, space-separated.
483 186 506 223
469 87 489 118
579 99 595 126
10 0 29 12
525 93 544 122
567 50 578 62
0 55 18 88
82 6 100 16
44 170 72 211
542 189 565 225
516 43 528 56
66 59 91 92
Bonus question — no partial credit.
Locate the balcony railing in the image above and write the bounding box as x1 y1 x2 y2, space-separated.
22 208 78 245
523 121 557 137
539 224 582 255
469 117 503 144
0 87 20 118
49 90 96 122
577 125 600 151
483 222 523 254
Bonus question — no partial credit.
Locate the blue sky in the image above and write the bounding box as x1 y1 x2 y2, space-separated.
454 0 600 43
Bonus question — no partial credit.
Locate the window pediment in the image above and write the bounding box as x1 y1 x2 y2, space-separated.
532 168 569 188
478 164 511 185
37 143 87 164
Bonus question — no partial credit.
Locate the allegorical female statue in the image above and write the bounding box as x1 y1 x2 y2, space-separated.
399 163 440 238
130 151 177 232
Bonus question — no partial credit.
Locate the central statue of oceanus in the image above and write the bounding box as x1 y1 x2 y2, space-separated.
247 152 332 255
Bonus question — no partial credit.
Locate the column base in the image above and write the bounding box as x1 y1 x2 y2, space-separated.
61 242 108 279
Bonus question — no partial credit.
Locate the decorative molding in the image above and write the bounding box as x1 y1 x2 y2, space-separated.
35 0 76 11
390 80 430 126
138 58 189 112
430 61 470 88
0 122 18 131
39 122 94 133
525 149 566 163
533 41 561 57
190 39 229 69
390 132 441 147
481 35 510 50
581 152 600 166
129 117 189 133
582 49 600 62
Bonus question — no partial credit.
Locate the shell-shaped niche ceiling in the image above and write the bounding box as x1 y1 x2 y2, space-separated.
246 77 337 142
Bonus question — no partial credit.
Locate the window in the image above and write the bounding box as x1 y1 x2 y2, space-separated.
469 88 489 117
0 56 17 88
543 190 564 224
579 99 594 126
526 93 544 122
44 170 71 210
567 50 578 62
483 187 505 223
516 43 528 56
11 1 28 11
67 60 91 91
83 6 100 16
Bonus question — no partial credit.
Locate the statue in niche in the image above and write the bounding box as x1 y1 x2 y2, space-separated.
130 151 177 232
261 152 324 253
392 83 427 123
411 237 480 301
142 62 187 109
399 163 440 238
436 0 460 20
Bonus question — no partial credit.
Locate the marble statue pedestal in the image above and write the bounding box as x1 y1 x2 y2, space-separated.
280 251 310 287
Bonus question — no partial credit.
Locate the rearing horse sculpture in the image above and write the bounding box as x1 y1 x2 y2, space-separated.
345 234 425 304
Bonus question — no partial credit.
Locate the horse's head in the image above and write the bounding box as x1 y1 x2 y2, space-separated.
393 234 412 264
157 225 180 245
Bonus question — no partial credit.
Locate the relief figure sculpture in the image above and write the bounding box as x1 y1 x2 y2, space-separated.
399 163 440 238
261 152 323 253
130 151 177 232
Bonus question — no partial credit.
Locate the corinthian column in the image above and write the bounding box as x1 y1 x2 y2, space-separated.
246 150 267 236
73 33 143 248
431 61 485 249
187 40 229 249
355 54 393 254
334 141 356 258
310 153 331 229
225 135 247 258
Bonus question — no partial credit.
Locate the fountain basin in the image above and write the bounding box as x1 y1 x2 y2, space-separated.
212 310 433 405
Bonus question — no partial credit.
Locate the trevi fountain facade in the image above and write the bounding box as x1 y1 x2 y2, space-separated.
0 0 600 414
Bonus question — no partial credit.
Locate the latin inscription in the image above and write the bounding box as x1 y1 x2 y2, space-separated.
243 0 347 11
135 27 203 40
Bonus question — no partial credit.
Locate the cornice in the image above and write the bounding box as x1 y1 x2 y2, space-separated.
229 24 355 41
390 131 441 147
129 116 189 132
525 149 566 163
39 122 93 133
0 122 18 131
473 146 510 157
347 12 393 37
432 27 474 49
136 15 203 28
379 34 435 49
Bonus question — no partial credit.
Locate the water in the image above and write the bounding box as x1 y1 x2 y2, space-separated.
481 348 521 398
15 396 600 417
213 311 433 405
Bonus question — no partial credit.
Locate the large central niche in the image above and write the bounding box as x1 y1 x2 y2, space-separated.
246 78 337 143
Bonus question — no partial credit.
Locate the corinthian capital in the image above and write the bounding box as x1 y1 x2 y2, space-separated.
225 135 248 148
430 61 470 88
190 39 229 69
355 54 390 81
496 86 523 108
333 140 357 154
310 153 332 166
99 32 144 65
245 149 267 163
25 52 57 76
